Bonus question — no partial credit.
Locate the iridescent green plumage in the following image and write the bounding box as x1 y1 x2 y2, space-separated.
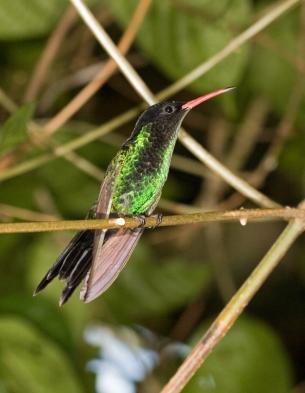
111 123 178 215
34 88 233 305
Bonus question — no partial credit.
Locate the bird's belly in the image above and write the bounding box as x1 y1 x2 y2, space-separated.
111 164 166 215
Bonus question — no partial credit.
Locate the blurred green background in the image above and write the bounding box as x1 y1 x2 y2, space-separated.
0 0 304 392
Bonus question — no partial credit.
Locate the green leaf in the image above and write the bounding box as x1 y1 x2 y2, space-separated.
0 103 35 154
103 0 251 94
246 9 305 125
39 156 99 216
185 317 292 393
0 0 68 40
0 317 84 393
102 242 211 322
0 294 73 354
279 131 305 193
26 230 210 325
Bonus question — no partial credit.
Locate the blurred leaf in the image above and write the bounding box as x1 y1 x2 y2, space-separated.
0 317 84 393
0 0 68 40
279 132 305 193
102 242 211 322
1 40 44 70
0 103 35 154
26 231 210 324
39 158 99 216
185 317 292 393
0 294 73 354
103 0 251 95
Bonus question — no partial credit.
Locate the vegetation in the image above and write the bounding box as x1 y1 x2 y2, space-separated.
0 0 304 392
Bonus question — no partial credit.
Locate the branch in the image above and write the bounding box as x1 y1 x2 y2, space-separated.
1 207 305 234
160 201 305 393
0 0 299 203
23 5 77 102
70 0 155 105
157 0 301 100
0 203 58 222
0 87 17 113
43 0 152 136
69 0 285 209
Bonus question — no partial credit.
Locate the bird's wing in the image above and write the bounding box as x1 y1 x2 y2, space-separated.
81 227 144 303
80 192 162 303
79 160 119 301
34 165 117 306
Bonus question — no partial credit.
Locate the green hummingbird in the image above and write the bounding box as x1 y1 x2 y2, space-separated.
34 87 234 305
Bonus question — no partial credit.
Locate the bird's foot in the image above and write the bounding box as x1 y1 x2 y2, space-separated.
149 213 163 229
130 213 162 229
135 214 146 228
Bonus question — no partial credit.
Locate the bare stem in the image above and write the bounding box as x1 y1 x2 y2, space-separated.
69 0 282 209
178 129 280 208
70 0 155 105
0 108 137 182
0 203 58 222
0 207 305 234
160 202 305 393
0 87 17 113
157 0 301 100
23 5 77 102
0 0 299 205
44 0 152 135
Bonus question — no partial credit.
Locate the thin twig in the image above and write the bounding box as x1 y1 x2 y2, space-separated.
43 0 152 136
0 108 137 182
160 201 305 393
225 98 269 170
0 207 305 234
193 118 236 300
0 87 17 113
0 0 299 194
62 150 104 180
218 4 305 211
157 0 301 100
0 0 150 176
198 98 269 209
0 203 58 222
69 0 282 209
178 130 279 208
23 5 77 102
0 90 106 182
70 0 155 104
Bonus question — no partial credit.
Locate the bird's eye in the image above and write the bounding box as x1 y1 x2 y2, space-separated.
164 105 174 114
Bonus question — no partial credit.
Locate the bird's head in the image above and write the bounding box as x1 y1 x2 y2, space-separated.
133 87 235 139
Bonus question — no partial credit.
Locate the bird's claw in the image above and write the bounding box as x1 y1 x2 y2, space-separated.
149 213 163 229
136 215 146 228
135 213 162 229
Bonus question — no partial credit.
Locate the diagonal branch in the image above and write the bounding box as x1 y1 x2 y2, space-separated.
0 0 151 175
160 201 305 393
0 0 299 203
23 5 77 102
70 0 288 208
157 0 301 100
43 0 152 136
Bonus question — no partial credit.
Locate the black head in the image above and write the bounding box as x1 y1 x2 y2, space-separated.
129 87 235 142
133 100 186 137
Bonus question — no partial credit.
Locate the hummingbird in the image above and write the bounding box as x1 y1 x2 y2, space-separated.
34 87 234 305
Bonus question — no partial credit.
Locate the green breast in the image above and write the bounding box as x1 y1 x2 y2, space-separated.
111 124 176 215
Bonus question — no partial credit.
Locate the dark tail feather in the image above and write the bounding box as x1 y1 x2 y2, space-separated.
34 230 94 305
34 226 144 305
81 227 144 303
